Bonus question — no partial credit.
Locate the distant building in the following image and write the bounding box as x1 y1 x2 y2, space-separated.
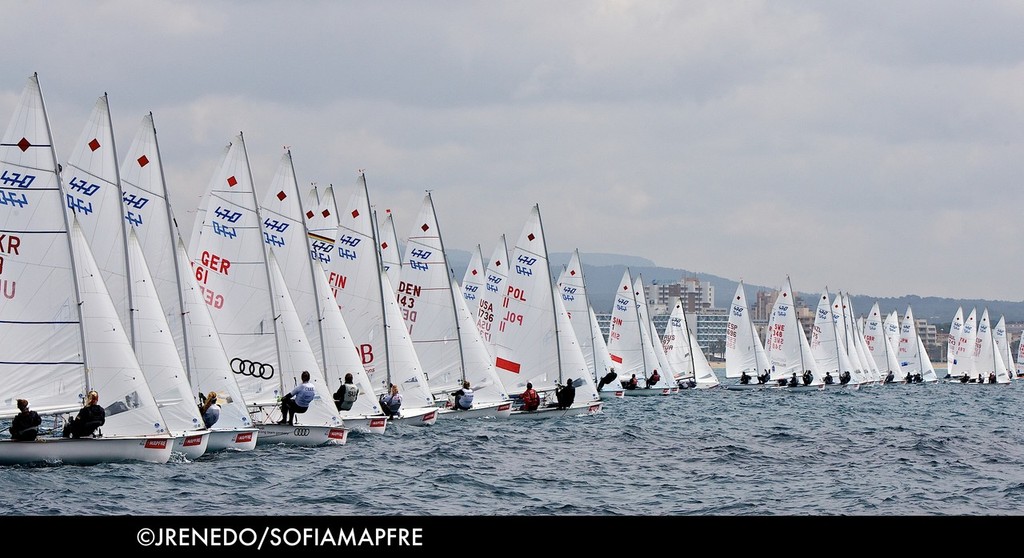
645 276 714 315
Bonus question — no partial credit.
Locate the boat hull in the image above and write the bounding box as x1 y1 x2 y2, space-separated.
437 401 512 419
621 387 674 396
206 428 259 452
0 436 174 466
339 416 388 434
255 424 348 446
171 431 210 460
388 407 439 426
509 400 602 419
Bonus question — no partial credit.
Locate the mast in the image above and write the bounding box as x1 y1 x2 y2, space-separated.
98 93 136 348
631 269 649 381
363 174 393 387
536 204 563 382
289 152 331 374
151 112 195 388
574 249 599 379
38 74 92 386
682 298 698 381
430 191 468 384
789 277 807 376
238 132 284 397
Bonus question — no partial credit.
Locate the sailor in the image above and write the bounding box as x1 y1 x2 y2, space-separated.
10 399 42 441
452 380 475 410
62 390 105 438
788 373 798 387
279 370 315 425
333 373 359 412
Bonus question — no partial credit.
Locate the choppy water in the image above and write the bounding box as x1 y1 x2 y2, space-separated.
4 371 1024 517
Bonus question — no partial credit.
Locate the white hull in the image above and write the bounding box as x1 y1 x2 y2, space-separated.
437 401 513 419
206 428 259 452
255 424 348 447
509 401 603 419
340 416 388 434
599 390 625 399
171 431 211 460
388 407 439 427
621 387 674 396
0 436 174 466
723 383 767 391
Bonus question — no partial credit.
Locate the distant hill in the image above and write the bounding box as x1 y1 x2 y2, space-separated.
443 249 1024 325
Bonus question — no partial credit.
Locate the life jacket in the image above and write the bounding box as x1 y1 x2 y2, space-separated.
521 389 539 410
458 388 474 408
337 384 359 411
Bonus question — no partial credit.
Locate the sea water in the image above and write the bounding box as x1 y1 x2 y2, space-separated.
2 371 1023 517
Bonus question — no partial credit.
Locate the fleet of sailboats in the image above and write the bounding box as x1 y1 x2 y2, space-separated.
1 73 1017 466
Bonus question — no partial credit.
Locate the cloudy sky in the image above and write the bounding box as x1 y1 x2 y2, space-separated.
4 1 1022 302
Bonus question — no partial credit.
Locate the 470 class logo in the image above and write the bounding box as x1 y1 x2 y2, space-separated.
230 358 275 379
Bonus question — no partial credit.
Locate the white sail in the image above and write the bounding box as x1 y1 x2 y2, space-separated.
993 316 1015 382
588 306 618 389
326 175 437 424
461 244 486 316
949 308 977 380
490 205 601 416
126 231 207 437
62 97 207 455
947 307 966 378
190 134 345 443
61 95 130 332
450 275 512 409
267 251 346 427
605 270 645 385
475 235 510 358
492 206 561 395
883 310 902 363
397 193 463 396
0 75 171 464
634 275 676 390
663 298 719 388
259 152 385 431
764 278 806 382
119 113 255 450
831 293 866 385
379 209 402 289
304 183 338 273
724 281 768 380
864 302 902 381
809 289 852 384
556 250 598 379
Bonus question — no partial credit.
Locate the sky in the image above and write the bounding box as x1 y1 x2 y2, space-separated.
3 1 1023 302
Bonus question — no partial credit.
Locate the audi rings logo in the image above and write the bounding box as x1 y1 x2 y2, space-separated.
230 358 275 379
293 428 310 436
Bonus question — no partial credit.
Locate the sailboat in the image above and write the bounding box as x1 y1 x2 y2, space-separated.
118 112 258 452
863 302 902 384
397 192 511 419
808 288 854 388
324 174 438 426
491 205 602 417
993 316 1016 382
763 277 823 389
0 74 173 465
62 95 210 459
261 152 388 434
662 297 720 389
556 249 622 398
723 281 770 390
190 134 346 445
633 275 681 394
947 307 978 383
896 306 938 384
974 309 1010 385
604 269 672 396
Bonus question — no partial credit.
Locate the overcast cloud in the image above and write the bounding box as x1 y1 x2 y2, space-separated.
4 1 1022 301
